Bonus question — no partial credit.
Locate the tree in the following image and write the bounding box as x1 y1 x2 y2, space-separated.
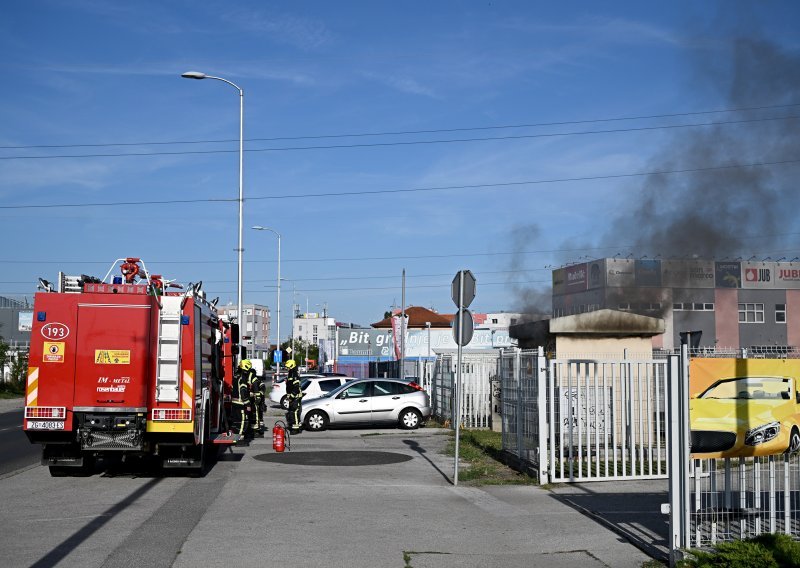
8 350 26 393
0 339 8 385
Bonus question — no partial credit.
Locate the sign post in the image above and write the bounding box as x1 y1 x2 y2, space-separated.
451 269 476 486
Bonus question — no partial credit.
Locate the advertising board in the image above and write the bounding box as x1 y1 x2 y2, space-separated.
605 259 635 288
689 358 800 458
661 259 714 289
714 261 741 288
565 263 588 292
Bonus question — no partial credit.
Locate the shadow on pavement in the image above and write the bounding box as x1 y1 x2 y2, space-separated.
549 485 670 563
29 478 163 568
403 438 453 484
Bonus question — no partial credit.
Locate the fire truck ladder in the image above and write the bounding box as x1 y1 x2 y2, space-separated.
155 295 182 402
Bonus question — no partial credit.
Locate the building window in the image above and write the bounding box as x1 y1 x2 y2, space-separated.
776 304 787 324
492 318 498 324
738 303 764 323
674 303 715 311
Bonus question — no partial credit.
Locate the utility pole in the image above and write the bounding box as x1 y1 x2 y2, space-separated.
400 269 406 379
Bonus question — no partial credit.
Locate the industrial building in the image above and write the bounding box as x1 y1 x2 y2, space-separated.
551 258 800 351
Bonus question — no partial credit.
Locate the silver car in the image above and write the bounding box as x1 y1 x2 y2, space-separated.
300 378 431 431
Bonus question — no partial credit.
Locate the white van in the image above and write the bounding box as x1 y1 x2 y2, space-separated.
249 359 266 378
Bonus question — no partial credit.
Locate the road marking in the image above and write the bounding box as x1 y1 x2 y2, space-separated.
0 425 22 432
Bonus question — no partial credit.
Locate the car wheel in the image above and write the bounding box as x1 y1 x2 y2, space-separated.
305 410 328 431
399 408 422 430
280 395 289 410
787 427 800 454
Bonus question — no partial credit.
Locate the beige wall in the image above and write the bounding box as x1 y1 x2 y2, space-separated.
556 335 654 358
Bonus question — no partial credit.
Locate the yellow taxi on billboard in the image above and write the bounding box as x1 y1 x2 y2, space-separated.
690 376 800 458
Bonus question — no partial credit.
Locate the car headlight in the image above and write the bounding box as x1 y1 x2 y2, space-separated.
745 421 781 446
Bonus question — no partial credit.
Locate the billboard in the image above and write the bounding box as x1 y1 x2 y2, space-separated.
661 260 715 289
552 268 566 295
689 358 800 458
635 259 662 287
715 261 741 288
605 259 635 288
336 327 513 360
338 329 395 358
565 263 588 292
587 260 605 290
741 262 776 289
775 264 800 290
18 311 33 332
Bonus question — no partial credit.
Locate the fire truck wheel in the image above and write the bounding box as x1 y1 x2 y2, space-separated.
281 395 289 410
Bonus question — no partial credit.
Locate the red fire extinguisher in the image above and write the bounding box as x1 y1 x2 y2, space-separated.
273 420 288 452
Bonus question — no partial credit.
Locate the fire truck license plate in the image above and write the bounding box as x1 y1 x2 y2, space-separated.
28 420 64 430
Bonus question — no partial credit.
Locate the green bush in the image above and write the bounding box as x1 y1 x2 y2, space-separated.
680 533 800 568
0 342 26 396
751 534 800 568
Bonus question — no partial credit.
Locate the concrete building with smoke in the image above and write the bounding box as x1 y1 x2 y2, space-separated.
551 258 800 352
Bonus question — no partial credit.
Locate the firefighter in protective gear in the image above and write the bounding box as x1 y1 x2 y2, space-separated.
248 363 265 437
285 360 303 434
232 359 253 444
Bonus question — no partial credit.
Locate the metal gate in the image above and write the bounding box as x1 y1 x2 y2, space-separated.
501 349 669 484
431 351 495 428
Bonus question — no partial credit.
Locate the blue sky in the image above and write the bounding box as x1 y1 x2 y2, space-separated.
1 1 799 341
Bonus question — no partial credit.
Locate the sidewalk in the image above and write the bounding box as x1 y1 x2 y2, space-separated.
172 411 657 568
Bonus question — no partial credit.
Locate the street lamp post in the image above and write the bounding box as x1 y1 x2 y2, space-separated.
182 71 245 336
252 226 281 366
425 321 432 358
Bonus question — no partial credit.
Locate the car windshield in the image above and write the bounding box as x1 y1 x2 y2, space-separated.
699 377 792 400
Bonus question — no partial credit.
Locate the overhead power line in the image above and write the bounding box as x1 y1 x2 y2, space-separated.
0 245 627 265
1 157 798 211
1 114 798 160
2 239 798 266
2 102 797 150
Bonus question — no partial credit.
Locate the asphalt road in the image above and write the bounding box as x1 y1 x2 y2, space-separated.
0 402 663 567
0 405 40 477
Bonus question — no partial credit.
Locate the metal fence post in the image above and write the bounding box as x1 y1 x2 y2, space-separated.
536 346 549 484
667 347 690 566
514 349 527 460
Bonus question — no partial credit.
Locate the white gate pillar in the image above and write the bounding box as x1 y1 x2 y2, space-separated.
667 346 690 566
535 346 548 484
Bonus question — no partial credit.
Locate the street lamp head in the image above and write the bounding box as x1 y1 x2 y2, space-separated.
181 71 207 80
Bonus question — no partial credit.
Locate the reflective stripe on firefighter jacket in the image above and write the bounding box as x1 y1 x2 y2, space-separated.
247 369 264 429
232 370 251 436
285 368 302 430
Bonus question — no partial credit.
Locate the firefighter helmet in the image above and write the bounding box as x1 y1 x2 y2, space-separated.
285 360 296 370
239 359 252 371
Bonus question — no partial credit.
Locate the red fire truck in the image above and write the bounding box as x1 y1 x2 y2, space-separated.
23 257 240 476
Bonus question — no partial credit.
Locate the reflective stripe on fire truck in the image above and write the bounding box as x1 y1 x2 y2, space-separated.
26 367 39 406
182 370 193 408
